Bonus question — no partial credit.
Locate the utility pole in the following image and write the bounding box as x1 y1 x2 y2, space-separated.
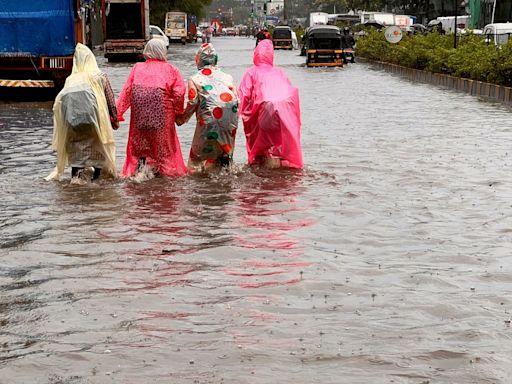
283 0 288 24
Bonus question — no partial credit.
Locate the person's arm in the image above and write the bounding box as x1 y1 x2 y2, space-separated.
238 70 254 117
231 84 240 103
101 74 119 129
116 64 136 123
177 79 199 126
227 75 240 104
170 66 186 118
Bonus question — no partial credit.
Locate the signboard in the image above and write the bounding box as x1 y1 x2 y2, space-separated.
267 0 284 16
211 19 221 32
384 26 402 43
394 15 412 28
266 15 279 26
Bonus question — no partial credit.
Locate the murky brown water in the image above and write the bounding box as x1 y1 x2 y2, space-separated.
1 37 512 383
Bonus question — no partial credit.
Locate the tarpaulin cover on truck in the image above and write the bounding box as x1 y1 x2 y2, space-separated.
0 0 76 56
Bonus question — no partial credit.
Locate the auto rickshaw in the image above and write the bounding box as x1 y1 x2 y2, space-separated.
302 25 343 67
272 26 293 50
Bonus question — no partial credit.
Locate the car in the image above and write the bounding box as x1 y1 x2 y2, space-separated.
224 27 237 36
150 25 169 48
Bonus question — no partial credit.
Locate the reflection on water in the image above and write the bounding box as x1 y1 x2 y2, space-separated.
1 37 512 383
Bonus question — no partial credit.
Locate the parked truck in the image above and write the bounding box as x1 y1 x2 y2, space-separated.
102 0 150 61
165 12 191 44
309 12 329 27
0 0 84 96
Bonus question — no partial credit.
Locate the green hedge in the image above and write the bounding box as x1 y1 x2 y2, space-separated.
356 30 512 87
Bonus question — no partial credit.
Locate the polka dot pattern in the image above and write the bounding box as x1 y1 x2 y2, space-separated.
220 92 233 102
212 107 223 119
186 65 239 168
221 143 232 153
188 87 196 100
207 131 219 140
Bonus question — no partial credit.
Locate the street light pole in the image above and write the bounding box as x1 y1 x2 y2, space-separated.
454 0 458 48
263 0 267 27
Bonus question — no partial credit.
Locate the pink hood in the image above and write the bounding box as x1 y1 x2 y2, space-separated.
253 39 274 66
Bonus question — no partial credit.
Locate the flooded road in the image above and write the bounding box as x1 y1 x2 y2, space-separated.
1 37 512 383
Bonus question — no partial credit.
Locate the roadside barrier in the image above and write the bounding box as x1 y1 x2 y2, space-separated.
366 60 512 107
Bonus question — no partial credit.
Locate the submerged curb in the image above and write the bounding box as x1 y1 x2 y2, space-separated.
364 59 512 107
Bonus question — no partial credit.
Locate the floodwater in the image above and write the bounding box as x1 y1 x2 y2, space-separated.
1 37 512 384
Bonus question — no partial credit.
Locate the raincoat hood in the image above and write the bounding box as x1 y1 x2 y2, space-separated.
72 43 101 75
253 39 274 66
143 39 168 61
195 43 218 69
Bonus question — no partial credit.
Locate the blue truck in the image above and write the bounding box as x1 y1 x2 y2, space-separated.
0 0 83 95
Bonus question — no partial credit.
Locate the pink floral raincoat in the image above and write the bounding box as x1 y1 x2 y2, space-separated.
116 40 187 177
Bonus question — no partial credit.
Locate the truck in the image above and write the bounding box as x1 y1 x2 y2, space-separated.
309 12 329 27
0 0 84 96
165 12 188 44
360 12 395 26
436 15 470 33
102 0 150 61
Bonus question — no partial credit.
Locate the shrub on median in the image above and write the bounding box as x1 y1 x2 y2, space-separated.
356 30 512 87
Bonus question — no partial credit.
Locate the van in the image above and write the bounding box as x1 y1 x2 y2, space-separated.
150 25 169 48
483 23 512 45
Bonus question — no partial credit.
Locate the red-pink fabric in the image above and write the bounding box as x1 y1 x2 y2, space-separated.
117 59 187 177
238 40 303 169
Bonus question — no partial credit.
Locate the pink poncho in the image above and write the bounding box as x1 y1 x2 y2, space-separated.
238 39 303 169
117 45 187 177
